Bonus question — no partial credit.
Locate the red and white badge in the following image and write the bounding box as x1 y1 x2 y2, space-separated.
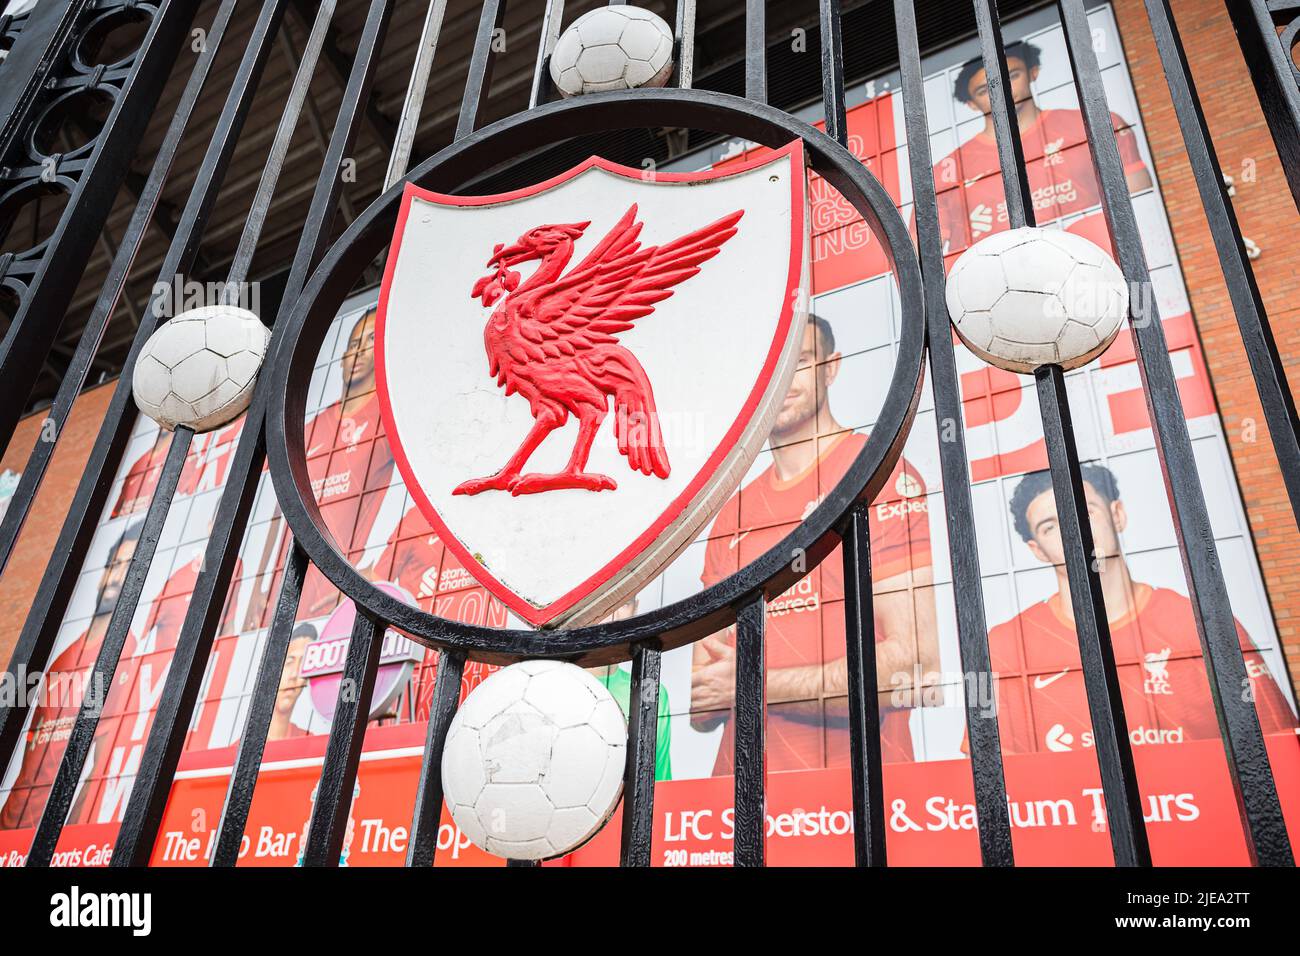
376 141 809 627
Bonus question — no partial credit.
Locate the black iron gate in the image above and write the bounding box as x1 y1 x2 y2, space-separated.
0 0 1296 868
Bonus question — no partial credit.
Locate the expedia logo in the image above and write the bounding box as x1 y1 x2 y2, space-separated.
876 498 928 522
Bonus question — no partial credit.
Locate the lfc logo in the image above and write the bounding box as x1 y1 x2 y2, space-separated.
1143 647 1173 695
455 203 743 497
375 142 808 627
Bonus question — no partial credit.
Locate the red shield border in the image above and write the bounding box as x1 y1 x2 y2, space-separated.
374 140 806 628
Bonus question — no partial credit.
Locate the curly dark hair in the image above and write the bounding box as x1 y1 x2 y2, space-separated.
952 40 1043 104
1009 463 1120 542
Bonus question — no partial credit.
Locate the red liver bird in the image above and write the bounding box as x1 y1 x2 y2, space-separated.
454 203 744 497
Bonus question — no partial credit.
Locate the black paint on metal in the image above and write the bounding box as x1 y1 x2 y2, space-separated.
1036 364 1151 866
210 542 308 867
895 0 1014 866
1144 0 1300 534
406 650 466 867
841 503 885 866
0 0 292 806
1058 0 1292 867
111 0 393 866
0 0 238 577
620 641 662 867
300 611 382 866
732 594 766 867
25 425 194 867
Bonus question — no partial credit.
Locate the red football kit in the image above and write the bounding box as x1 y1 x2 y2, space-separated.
0 553 241 829
699 431 933 773
112 421 244 518
376 507 506 721
251 392 396 625
980 584 1296 755
932 109 1146 256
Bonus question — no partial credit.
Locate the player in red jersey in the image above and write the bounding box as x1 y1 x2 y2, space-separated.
690 316 940 772
976 465 1296 756
245 306 400 628
932 41 1152 256
0 522 141 829
373 506 506 721
267 624 317 742
0 519 246 829
111 421 244 519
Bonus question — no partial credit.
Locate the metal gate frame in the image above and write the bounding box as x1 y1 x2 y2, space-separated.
0 0 1295 869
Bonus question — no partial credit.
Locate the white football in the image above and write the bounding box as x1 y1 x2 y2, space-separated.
132 304 270 432
441 660 627 860
945 226 1128 374
549 5 674 97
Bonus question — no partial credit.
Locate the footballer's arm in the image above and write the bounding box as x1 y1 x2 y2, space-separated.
689 630 736 730
764 566 941 705
876 565 941 707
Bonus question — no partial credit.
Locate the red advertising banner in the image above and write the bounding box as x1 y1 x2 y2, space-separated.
2 732 1294 867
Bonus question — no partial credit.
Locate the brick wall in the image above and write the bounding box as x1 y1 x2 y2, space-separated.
1114 0 1300 696
0 383 115 670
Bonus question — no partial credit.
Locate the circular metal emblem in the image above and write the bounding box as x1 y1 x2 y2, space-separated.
264 87 927 664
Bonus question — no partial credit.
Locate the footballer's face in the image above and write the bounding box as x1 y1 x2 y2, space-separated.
771 324 840 438
276 636 314 715
341 310 377 394
1024 480 1127 570
964 56 1039 115
96 533 139 615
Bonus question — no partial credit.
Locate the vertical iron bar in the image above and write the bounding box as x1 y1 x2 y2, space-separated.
1037 366 1151 866
977 0 1148 865
619 641 661 867
0 0 196 452
841 505 885 866
384 0 448 189
1058 0 1293 867
405 650 466 867
24 426 194 867
111 0 394 866
1145 0 1300 531
733 594 766 867
455 0 508 141
300 612 383 866
1224 0 1300 215
673 0 695 89
0 0 239 576
895 0 1014 866
745 0 766 104
818 0 847 146
0 0 291 794
973 0 1034 228
224 0 338 291
209 543 307 866
0 0 92 162
528 0 563 108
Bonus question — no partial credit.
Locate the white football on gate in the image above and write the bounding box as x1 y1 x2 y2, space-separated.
441 660 626 860
549 5 674 97
944 226 1128 374
132 304 270 432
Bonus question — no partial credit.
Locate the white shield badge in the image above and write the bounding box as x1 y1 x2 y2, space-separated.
376 141 809 628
